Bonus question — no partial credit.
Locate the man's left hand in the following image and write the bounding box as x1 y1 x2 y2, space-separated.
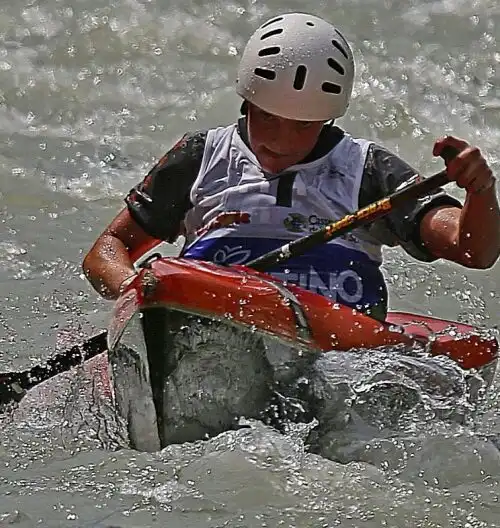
433 135 495 195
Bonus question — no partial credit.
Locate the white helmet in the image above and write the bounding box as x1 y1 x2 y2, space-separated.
236 13 355 121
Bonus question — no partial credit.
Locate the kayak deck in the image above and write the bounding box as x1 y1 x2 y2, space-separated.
103 257 498 451
109 257 498 370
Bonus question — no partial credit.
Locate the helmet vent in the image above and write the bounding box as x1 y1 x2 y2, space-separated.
261 16 283 29
258 46 281 57
306 21 315 26
327 57 345 75
254 68 276 80
332 39 349 60
322 82 341 94
261 28 284 40
293 65 307 90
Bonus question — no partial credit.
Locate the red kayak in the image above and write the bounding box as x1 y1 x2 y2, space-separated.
102 255 498 450
110 256 498 371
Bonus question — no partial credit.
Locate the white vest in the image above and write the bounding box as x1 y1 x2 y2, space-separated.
182 123 387 312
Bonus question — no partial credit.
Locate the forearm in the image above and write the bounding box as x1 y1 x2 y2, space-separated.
82 234 137 300
423 135 499 268
458 184 500 268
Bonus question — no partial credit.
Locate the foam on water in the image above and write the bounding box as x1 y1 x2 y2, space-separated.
0 0 499 525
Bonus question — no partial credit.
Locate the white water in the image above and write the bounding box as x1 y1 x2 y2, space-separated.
0 0 499 526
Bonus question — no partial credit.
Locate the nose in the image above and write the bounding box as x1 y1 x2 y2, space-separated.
263 118 298 152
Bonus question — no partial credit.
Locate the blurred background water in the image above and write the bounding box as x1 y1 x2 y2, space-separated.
0 0 499 526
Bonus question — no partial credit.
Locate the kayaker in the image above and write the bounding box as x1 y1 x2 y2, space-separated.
82 12 499 320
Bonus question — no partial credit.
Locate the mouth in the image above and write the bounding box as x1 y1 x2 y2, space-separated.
260 145 286 158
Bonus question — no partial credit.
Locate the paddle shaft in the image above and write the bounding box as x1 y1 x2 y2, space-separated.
0 146 457 407
0 331 107 406
248 147 456 271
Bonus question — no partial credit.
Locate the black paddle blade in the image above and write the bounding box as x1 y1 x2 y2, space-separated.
0 331 107 408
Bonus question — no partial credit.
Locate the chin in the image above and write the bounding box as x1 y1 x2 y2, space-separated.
260 160 284 174
257 154 289 173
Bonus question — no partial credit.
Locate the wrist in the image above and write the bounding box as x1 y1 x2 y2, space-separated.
468 178 496 196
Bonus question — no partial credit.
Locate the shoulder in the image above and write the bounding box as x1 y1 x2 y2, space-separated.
124 129 210 241
152 129 209 174
359 143 418 205
364 143 417 181
152 123 242 173
127 129 210 207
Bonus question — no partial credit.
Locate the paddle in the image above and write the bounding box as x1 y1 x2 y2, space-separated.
0 146 458 408
0 331 107 407
247 146 458 270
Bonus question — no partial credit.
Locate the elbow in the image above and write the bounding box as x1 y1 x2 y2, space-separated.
458 249 500 270
472 254 499 270
82 247 95 280
81 247 115 301
467 260 494 270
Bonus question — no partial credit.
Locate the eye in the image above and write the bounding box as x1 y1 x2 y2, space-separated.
257 108 276 122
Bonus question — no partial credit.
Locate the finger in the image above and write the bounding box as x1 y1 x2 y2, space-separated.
142 270 159 298
453 160 493 193
433 136 470 157
446 146 482 178
465 167 494 194
454 168 477 191
468 179 493 195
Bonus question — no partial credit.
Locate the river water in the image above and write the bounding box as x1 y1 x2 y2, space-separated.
0 0 499 526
